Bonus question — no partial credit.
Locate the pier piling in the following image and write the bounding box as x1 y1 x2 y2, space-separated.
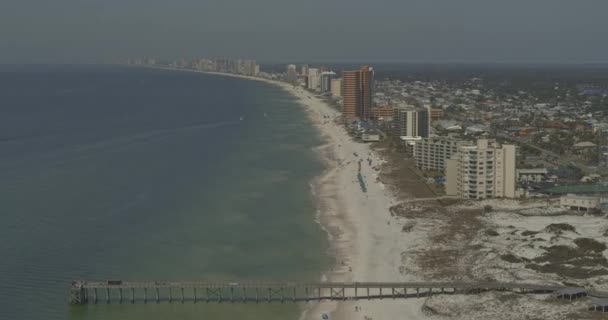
69 281 88 305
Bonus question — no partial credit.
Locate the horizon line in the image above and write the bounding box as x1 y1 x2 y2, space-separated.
3 61 608 67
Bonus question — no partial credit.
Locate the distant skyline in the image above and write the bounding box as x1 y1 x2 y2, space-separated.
1 0 607 64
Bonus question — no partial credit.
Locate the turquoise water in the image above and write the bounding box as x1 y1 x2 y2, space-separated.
0 65 331 319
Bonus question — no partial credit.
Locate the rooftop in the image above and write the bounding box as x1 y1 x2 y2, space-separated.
561 194 601 201
546 185 608 194
573 141 597 148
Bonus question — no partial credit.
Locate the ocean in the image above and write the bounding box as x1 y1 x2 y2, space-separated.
0 65 331 319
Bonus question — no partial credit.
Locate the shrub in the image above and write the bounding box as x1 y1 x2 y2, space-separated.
485 229 499 237
501 254 521 263
590 208 603 216
545 223 576 234
402 223 414 232
521 230 539 237
574 238 607 252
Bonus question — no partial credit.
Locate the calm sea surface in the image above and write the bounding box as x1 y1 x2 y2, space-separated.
0 65 330 319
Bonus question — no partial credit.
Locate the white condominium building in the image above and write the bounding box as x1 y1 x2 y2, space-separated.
414 136 470 171
445 139 516 199
307 68 319 90
300 65 309 77
286 64 297 83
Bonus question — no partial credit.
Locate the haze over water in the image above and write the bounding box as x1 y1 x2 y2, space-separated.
0 65 330 319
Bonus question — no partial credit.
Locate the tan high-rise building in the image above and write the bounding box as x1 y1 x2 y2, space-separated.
340 66 374 120
331 79 342 97
445 139 517 199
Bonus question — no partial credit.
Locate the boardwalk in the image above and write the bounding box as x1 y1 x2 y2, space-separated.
69 280 564 305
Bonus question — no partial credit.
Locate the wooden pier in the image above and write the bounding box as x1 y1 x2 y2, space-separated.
69 280 564 305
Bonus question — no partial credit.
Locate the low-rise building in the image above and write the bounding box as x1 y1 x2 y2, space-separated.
430 108 444 120
362 134 381 142
560 194 600 211
517 168 548 183
371 106 394 120
399 136 422 155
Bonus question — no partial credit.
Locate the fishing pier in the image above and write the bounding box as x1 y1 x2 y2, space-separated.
69 280 563 305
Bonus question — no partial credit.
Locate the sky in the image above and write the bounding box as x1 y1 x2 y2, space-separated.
0 0 607 64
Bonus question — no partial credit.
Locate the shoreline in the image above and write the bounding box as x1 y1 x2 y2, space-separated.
276 76 429 320
123 65 608 319
142 66 426 320
147 66 359 317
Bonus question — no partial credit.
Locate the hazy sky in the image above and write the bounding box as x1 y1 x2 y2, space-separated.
1 0 607 63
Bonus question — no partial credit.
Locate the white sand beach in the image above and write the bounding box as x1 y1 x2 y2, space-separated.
182 70 429 320
272 82 428 320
